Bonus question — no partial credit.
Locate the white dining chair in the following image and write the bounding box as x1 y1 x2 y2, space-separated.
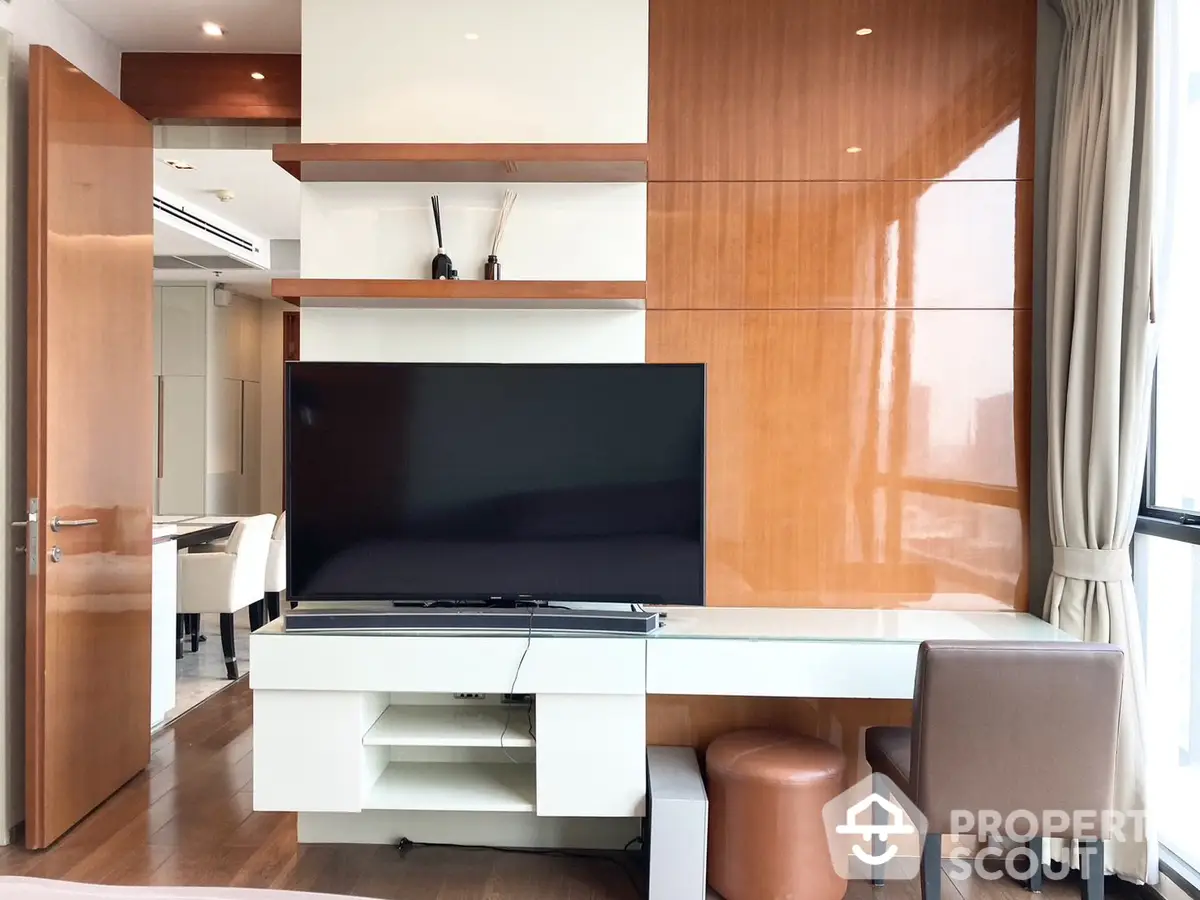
177 513 277 679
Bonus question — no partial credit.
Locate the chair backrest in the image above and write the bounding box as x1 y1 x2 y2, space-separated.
265 511 287 592
911 640 1123 837
225 514 277 608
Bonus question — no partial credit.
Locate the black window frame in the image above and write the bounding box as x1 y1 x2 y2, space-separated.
1137 375 1200 545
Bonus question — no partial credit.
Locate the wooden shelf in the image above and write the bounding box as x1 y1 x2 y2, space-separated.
272 278 647 306
365 762 536 812
364 705 534 749
273 142 648 183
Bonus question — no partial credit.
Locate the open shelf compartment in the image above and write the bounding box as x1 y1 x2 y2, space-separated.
364 705 534 749
365 761 536 812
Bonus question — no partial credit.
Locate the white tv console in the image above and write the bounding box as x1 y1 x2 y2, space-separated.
249 606 1071 848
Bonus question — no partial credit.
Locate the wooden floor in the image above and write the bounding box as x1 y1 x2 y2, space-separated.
0 681 1111 900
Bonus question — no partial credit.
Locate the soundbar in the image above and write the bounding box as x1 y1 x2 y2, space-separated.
283 605 661 634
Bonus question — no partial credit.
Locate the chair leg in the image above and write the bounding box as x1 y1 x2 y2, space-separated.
220 613 239 680
921 833 941 900
248 600 264 632
1024 839 1044 892
190 613 201 652
1080 839 1104 900
176 614 184 659
266 591 280 621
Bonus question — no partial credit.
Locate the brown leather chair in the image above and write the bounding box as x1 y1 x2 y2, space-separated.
865 641 1123 900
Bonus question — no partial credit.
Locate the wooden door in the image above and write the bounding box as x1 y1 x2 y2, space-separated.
25 46 154 848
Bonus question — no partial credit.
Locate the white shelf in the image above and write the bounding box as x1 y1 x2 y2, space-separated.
363 705 534 748
365 762 536 812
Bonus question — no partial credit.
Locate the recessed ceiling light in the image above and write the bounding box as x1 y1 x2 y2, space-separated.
201 21 224 37
846 146 863 154
160 159 195 170
856 27 873 35
250 72 265 80
464 32 479 40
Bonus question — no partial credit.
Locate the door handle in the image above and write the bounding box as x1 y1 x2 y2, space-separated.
50 516 99 531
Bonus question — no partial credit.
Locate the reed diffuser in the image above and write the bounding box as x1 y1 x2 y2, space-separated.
430 195 456 279
484 190 518 280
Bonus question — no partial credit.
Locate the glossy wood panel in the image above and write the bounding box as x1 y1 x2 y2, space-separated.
647 309 1030 609
647 695 910 772
284 310 301 361
27 46 154 847
648 0 1036 181
121 53 300 122
648 181 1032 310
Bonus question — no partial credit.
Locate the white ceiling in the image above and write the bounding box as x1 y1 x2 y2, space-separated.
153 148 299 299
58 0 300 53
154 148 300 240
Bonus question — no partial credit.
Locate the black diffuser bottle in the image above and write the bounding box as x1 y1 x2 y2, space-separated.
430 195 455 279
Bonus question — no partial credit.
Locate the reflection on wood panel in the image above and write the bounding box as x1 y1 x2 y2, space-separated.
647 310 1030 609
648 179 1031 310
120 53 301 122
649 0 1035 181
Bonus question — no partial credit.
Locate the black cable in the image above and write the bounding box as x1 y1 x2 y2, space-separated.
498 602 536 759
395 837 642 895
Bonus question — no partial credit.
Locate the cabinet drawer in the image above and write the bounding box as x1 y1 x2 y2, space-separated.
251 632 645 695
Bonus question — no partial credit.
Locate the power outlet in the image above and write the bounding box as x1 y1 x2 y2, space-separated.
502 693 533 705
453 693 485 700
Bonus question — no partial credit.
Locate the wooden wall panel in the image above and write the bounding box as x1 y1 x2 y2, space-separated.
648 0 1036 181
645 0 1035 746
646 695 912 775
648 309 1030 609
648 181 1032 310
121 54 301 122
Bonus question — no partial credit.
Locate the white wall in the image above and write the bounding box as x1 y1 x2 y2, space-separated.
301 0 648 144
0 0 120 93
295 0 651 446
300 309 645 364
0 3 120 845
301 183 646 282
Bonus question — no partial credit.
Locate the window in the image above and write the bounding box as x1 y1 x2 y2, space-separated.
1138 0 1200 881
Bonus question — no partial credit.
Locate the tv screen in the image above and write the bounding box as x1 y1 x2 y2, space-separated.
286 362 705 605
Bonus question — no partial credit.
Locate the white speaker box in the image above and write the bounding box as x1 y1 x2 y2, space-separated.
647 746 709 900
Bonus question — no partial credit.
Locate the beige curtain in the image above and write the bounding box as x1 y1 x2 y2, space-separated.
1044 0 1159 885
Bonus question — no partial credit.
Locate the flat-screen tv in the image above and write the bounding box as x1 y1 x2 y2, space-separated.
286 362 705 605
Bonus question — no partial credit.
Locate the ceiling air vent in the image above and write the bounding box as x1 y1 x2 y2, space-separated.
153 187 270 271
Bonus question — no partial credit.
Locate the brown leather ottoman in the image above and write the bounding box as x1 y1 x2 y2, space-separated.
707 729 847 900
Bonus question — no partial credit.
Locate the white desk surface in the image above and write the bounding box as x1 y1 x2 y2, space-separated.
256 606 1070 643
251 607 1074 699
649 607 1072 644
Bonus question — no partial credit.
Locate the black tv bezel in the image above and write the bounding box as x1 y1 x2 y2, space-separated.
284 361 707 607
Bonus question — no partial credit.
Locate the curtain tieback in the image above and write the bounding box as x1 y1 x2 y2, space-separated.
1051 546 1131 581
